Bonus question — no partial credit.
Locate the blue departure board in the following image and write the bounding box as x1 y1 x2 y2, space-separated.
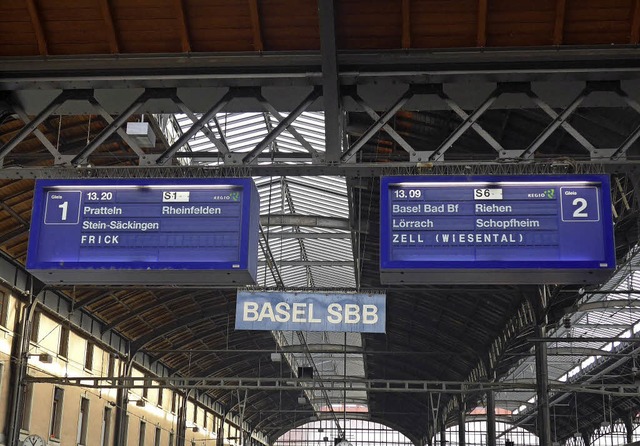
27 178 260 285
380 175 615 284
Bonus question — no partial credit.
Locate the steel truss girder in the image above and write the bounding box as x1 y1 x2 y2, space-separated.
343 81 640 163
0 161 636 180
4 48 640 90
0 86 324 168
4 82 640 171
24 375 640 397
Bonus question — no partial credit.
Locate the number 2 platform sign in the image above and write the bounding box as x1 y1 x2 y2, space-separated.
380 174 616 285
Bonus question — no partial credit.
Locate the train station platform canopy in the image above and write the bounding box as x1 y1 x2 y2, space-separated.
2 0 640 444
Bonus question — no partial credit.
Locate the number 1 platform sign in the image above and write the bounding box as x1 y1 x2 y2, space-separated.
380 175 615 285
27 178 260 285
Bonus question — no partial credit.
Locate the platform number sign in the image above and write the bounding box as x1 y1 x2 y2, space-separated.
380 175 615 285
560 186 600 222
44 191 82 224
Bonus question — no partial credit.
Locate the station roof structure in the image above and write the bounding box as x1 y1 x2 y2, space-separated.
2 0 640 444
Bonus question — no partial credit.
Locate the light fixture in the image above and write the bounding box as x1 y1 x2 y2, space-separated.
26 352 53 363
126 121 156 148
270 353 282 362
129 399 146 407
37 353 53 363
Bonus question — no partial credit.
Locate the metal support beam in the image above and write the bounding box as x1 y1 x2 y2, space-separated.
526 90 596 155
72 89 152 165
88 97 147 160
318 0 341 162
611 88 640 160
156 90 236 165
242 88 321 164
12 104 61 158
257 94 319 158
437 89 504 155
431 88 500 161
0 90 85 160
522 87 588 159
24 375 640 396
535 324 552 446
6 300 37 446
114 358 133 446
171 94 230 155
348 90 416 157
342 88 414 162
260 214 351 230
176 391 188 446
623 412 634 443
0 160 636 179
458 400 466 446
487 390 496 446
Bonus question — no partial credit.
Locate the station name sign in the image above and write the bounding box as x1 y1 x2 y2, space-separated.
380 175 615 284
235 291 386 333
27 178 259 285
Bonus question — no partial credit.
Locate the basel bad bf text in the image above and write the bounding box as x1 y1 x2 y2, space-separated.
380 175 615 283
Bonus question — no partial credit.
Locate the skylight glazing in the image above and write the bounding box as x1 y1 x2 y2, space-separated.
165 110 364 419
500 247 640 416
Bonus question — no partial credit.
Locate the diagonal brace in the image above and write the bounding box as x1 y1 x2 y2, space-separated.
171 94 230 156
526 90 596 155
12 104 61 159
341 88 415 162
430 88 501 161
242 87 321 164
611 87 640 160
0 89 89 160
88 97 146 159
521 87 589 159
256 93 319 158
156 89 236 165
348 91 416 157
72 89 153 165
437 91 504 154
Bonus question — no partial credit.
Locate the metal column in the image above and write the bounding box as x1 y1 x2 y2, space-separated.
624 412 634 443
114 358 133 446
486 390 496 446
440 427 447 446
176 393 188 446
318 0 341 163
5 301 37 446
535 324 552 446
458 400 466 446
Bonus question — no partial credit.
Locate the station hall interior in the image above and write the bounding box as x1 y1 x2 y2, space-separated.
2 1 640 446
